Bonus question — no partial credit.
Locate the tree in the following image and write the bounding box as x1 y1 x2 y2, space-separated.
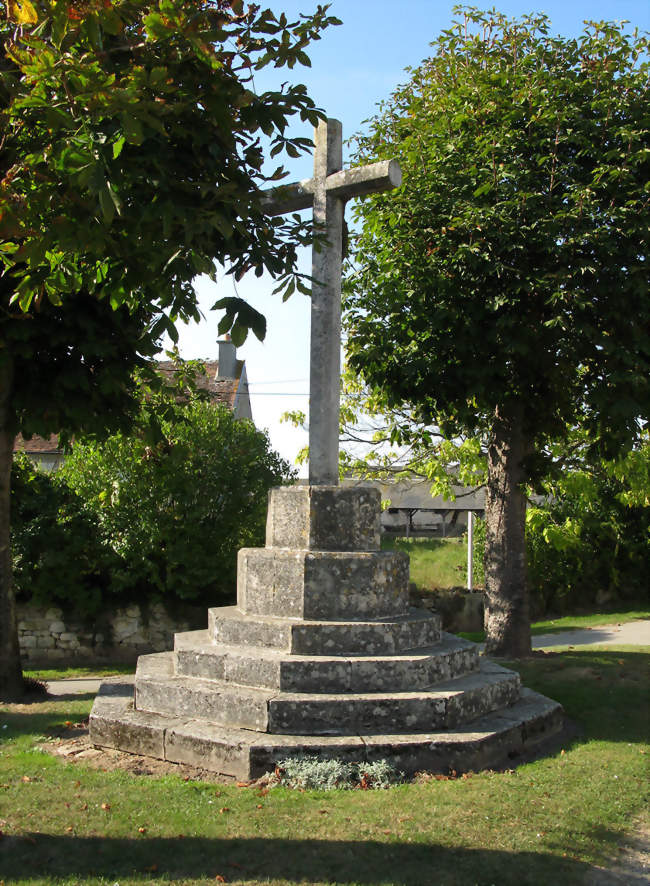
12 367 293 618
343 8 650 656
0 0 339 698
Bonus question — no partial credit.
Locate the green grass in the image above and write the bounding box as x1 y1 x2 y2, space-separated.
382 536 469 589
1 645 648 885
24 664 135 682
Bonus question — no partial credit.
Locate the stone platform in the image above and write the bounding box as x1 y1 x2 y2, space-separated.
90 486 563 779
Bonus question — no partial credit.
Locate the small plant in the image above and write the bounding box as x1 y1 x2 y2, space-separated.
271 756 404 790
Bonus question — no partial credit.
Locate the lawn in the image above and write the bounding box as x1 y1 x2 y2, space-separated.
382 536 469 589
1 645 648 885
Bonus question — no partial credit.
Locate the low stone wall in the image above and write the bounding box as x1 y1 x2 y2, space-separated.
410 585 485 634
17 601 206 666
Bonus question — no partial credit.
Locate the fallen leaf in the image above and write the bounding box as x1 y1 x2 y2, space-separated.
74 781 81 788
80 804 88 811
138 827 147 834
21 776 31 783
215 876 226 883
101 803 111 811
236 781 250 788
256 804 263 809
318 810 328 815
219 807 229 814
66 826 73 833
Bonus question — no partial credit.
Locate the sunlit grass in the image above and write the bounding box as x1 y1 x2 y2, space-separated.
1 646 648 885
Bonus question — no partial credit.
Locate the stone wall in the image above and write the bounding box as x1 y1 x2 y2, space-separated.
409 585 485 634
17 601 205 666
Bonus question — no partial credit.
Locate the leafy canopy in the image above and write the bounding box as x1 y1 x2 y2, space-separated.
344 7 649 477
0 0 339 438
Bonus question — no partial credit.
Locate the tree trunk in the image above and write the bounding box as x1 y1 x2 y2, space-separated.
0 356 23 700
483 405 532 657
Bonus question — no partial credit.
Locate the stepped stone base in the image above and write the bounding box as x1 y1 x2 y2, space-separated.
91 677 563 781
89 485 563 779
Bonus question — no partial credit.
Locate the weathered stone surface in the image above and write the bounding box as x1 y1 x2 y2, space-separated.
174 629 209 650
208 606 441 656
265 485 381 551
164 721 254 780
89 681 563 779
136 654 519 738
175 634 478 694
135 653 272 731
90 678 168 758
238 548 409 620
265 663 519 736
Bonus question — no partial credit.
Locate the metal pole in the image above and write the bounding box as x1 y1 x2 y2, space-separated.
467 510 474 591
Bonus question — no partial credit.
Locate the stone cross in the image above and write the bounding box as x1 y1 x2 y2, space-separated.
262 117 402 486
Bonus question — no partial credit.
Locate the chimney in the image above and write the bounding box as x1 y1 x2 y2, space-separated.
217 335 237 379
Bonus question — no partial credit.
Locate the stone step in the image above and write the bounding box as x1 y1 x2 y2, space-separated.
237 548 409 620
90 677 564 781
206 606 441 656
135 653 272 732
175 632 479 693
134 654 519 735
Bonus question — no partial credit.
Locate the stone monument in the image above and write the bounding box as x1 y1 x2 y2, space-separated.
90 118 563 778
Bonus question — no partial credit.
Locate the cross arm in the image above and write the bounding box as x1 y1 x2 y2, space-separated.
260 178 315 216
325 159 402 200
260 158 402 217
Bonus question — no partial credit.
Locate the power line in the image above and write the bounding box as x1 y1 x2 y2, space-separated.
246 379 308 386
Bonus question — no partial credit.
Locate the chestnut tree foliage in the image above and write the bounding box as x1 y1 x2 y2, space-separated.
0 0 339 698
344 8 649 656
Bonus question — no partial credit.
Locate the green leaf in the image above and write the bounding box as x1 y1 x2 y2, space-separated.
121 114 144 146
99 185 116 225
230 322 247 347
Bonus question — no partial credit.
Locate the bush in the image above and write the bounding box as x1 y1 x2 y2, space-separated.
525 475 649 615
471 454 649 617
12 385 294 617
11 453 117 619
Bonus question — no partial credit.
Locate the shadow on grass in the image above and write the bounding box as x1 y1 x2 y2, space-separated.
0 833 611 885
0 700 92 744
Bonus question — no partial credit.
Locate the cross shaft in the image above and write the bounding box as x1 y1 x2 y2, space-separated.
262 118 401 486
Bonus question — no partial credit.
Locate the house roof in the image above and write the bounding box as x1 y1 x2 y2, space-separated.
13 358 246 456
156 359 244 411
14 433 62 455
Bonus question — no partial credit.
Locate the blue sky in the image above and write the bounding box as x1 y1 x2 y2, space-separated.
172 1 649 472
